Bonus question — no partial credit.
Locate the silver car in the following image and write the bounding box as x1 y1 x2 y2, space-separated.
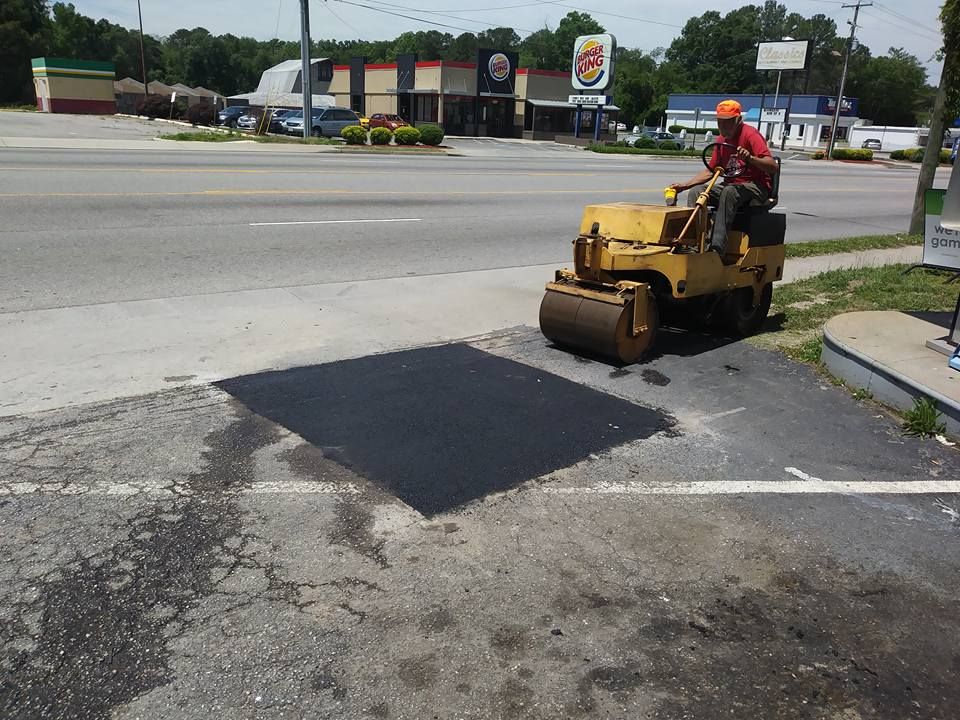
283 107 361 137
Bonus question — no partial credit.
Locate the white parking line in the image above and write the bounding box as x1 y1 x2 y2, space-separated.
250 218 422 227
542 480 960 496
0 480 362 497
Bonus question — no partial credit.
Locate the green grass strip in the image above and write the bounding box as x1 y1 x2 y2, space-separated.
785 234 922 259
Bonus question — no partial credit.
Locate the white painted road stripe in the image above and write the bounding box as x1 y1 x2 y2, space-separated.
0 481 362 496
249 218 422 227
4 479 960 498
542 480 960 496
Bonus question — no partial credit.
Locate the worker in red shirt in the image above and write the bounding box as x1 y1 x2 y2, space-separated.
670 99 779 257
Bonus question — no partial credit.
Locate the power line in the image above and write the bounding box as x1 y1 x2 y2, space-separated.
870 1 941 35
318 0 366 37
538 1 682 29
859 9 942 42
332 0 490 33
359 0 536 33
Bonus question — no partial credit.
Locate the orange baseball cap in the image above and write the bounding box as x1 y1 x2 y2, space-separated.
716 99 742 119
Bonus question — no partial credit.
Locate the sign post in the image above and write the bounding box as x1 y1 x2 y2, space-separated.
571 34 616 143
756 40 809 146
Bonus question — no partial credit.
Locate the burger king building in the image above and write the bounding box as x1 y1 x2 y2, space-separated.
326 49 619 140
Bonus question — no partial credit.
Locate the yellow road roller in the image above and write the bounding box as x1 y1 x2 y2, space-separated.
540 142 786 363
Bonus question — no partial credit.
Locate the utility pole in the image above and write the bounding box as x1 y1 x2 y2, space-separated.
827 1 871 159
299 0 313 138
137 0 149 99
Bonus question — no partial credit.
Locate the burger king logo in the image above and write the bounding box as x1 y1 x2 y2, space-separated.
575 38 606 87
488 52 510 82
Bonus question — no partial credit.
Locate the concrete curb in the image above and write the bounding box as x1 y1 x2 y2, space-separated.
822 320 960 437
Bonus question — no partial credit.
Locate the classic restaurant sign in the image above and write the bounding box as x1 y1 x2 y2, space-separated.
756 40 809 71
572 34 616 91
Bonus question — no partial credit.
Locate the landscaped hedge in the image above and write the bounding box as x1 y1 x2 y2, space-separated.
369 126 392 145
657 141 680 151
831 148 873 161
669 125 720 135
393 126 421 145
633 136 656 149
890 147 953 163
340 125 367 144
417 124 445 146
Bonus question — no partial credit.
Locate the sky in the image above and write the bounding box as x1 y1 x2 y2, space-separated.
79 0 945 82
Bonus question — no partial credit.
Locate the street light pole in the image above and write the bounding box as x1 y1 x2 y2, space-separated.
827 1 871 159
299 0 313 139
137 0 149 98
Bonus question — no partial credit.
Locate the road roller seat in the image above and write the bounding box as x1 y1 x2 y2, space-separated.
746 156 781 211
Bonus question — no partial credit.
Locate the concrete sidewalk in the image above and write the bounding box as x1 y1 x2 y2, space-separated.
824 311 959 436
0 245 926 418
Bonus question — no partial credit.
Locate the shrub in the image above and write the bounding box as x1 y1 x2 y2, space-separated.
890 149 906 160
940 149 951 163
369 126 392 145
185 104 214 126
811 150 825 159
831 148 873 161
657 140 680 150
394 126 421 145
340 125 367 144
417 124 444 146
136 94 176 119
634 136 656 149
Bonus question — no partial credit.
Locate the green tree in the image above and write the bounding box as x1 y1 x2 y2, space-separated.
555 12 604 71
909 0 955 234
518 28 555 70
847 48 928 126
0 0 50 103
611 48 656 128
477 27 520 51
448 32 478 62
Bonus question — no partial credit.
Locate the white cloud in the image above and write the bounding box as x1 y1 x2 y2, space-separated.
73 0 945 82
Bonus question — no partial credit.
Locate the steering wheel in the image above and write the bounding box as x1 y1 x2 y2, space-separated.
701 142 747 178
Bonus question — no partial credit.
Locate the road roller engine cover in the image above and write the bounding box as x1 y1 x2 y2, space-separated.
539 142 786 363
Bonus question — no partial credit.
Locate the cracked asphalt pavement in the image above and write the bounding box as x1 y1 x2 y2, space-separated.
3 329 960 720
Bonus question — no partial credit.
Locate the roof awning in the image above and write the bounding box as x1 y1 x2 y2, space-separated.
386 88 440 95
526 98 621 111
479 92 518 99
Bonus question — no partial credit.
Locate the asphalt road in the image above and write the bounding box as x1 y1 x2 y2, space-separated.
0 144 937 313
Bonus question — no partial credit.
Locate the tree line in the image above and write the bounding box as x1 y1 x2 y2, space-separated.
0 0 945 127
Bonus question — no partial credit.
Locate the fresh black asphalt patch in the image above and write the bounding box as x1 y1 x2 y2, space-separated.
217 343 672 515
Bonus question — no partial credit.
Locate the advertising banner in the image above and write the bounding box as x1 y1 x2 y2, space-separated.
756 40 809 71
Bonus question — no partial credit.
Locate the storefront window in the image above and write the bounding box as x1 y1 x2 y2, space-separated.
415 94 438 123
443 96 474 135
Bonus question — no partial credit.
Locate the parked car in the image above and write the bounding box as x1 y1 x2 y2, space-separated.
283 107 362 137
616 122 627 132
952 137 959 164
267 109 295 133
861 138 882 150
649 131 680 146
216 105 249 128
357 114 370 129
236 112 260 131
368 113 409 131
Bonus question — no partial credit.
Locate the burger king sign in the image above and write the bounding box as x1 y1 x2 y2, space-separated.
488 52 510 82
571 33 616 91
